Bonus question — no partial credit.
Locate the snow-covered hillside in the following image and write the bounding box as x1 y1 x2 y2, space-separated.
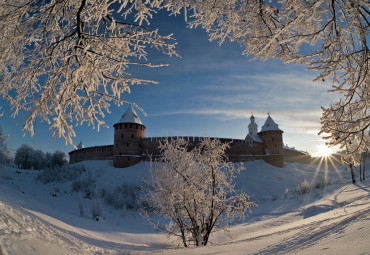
0 159 369 254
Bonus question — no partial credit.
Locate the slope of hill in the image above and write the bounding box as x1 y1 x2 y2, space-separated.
0 159 369 254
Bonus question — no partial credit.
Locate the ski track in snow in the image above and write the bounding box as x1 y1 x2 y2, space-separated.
0 160 369 254
150 182 370 255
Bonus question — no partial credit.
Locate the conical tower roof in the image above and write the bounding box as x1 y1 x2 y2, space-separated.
117 105 143 125
260 114 282 132
77 140 84 150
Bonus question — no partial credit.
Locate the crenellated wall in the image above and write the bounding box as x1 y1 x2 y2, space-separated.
69 132 308 168
69 135 287 167
69 145 113 164
283 148 311 164
141 136 265 163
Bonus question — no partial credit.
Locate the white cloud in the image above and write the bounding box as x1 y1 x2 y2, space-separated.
153 107 323 135
195 71 339 109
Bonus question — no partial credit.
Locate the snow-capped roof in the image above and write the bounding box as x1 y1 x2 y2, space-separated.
246 134 263 143
117 105 142 125
260 115 282 132
77 140 84 150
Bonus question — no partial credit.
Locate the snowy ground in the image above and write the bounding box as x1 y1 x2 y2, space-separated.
0 158 369 254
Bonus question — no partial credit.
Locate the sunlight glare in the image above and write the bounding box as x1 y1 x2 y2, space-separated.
315 144 334 157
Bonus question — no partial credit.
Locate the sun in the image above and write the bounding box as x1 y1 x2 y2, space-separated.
315 144 334 157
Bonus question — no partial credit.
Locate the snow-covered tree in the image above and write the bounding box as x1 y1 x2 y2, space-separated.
14 144 67 169
144 138 254 247
0 0 178 146
177 0 369 165
31 149 46 170
1 0 368 163
52 150 68 167
14 144 34 169
0 125 10 165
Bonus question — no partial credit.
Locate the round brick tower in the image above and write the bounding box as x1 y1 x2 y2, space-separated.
258 114 284 167
113 105 146 167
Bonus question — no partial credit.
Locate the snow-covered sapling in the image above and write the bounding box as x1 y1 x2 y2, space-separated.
143 138 255 247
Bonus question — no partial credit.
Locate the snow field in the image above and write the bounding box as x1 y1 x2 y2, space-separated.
0 158 369 254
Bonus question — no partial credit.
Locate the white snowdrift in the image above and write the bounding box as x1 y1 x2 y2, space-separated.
0 159 369 254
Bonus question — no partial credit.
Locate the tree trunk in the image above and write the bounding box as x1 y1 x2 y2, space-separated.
359 161 363 182
363 153 366 181
180 228 187 247
349 164 356 184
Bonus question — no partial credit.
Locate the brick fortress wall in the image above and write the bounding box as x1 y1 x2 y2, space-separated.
68 109 310 167
141 136 265 162
69 136 269 166
69 145 113 164
68 137 310 167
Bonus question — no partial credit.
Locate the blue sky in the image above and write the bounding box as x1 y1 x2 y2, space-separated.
1 11 339 157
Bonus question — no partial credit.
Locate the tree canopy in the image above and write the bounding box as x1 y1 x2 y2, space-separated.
0 0 368 163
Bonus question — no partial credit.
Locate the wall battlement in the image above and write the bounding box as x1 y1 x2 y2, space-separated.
69 136 269 166
69 145 113 164
69 107 310 168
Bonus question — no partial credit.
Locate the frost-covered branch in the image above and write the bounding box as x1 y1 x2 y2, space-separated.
0 0 178 146
1 0 368 161
167 0 369 164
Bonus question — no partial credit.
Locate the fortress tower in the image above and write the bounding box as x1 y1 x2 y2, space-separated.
113 105 146 167
258 114 284 167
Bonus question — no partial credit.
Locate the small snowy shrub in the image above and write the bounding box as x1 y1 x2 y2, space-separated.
78 192 84 217
72 170 95 198
272 194 279 201
315 177 331 189
37 165 84 184
104 184 141 211
295 178 331 195
284 188 289 198
121 204 127 218
296 180 313 194
91 190 102 220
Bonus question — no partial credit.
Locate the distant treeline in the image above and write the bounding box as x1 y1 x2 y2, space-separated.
14 144 67 170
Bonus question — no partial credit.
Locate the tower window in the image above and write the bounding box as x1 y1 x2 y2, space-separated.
136 124 138 129
130 123 132 128
126 143 129 147
131 134 134 139
121 134 123 138
125 123 127 129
